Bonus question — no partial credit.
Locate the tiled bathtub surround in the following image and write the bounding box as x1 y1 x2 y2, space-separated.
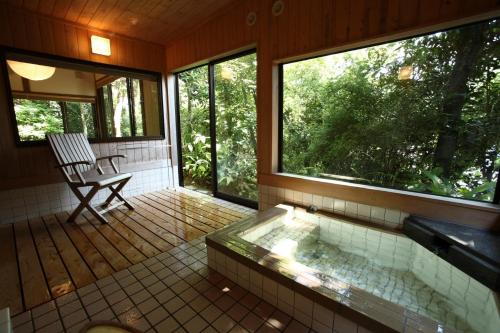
207 245 366 333
258 185 409 230
0 165 173 225
207 206 500 333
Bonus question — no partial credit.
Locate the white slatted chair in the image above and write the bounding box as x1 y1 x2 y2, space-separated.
47 133 134 224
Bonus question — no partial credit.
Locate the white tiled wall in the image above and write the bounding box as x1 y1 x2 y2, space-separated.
0 166 174 225
258 184 409 229
207 245 363 332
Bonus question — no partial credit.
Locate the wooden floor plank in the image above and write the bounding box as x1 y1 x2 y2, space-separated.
13 220 51 309
42 215 95 288
74 214 130 272
82 211 146 265
56 212 114 279
168 189 248 219
146 192 228 228
1 189 254 314
103 212 161 258
109 208 174 252
156 190 237 224
135 195 215 234
128 197 205 241
0 225 23 315
115 203 184 246
28 217 75 298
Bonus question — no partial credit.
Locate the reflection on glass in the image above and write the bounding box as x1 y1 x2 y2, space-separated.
14 99 63 141
132 79 144 136
177 66 212 193
6 55 162 142
109 77 131 137
64 101 95 138
214 53 258 201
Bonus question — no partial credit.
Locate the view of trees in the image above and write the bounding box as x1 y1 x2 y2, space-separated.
214 53 258 200
103 77 147 138
14 98 95 141
282 19 499 202
177 53 258 201
178 66 211 192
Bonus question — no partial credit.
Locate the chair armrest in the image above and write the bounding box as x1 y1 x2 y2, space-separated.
96 155 126 174
56 161 93 184
56 160 93 168
95 154 126 161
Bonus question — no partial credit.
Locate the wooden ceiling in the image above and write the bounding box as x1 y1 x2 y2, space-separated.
2 0 238 44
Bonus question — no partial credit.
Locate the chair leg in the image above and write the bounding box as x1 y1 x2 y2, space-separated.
103 179 134 210
86 204 109 224
67 186 100 223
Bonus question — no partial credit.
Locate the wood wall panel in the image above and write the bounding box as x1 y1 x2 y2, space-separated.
0 2 167 191
0 2 165 73
1 0 237 44
165 0 500 228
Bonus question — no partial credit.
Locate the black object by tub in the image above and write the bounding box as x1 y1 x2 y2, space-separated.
403 215 500 291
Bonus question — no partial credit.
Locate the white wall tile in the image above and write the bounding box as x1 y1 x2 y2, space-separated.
0 166 173 225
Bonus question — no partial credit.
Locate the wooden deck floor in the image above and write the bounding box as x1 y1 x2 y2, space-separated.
0 188 254 316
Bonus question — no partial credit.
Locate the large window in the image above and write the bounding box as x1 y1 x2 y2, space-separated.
4 51 164 144
176 51 258 207
280 19 500 203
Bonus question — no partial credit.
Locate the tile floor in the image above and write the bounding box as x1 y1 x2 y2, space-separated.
10 237 319 333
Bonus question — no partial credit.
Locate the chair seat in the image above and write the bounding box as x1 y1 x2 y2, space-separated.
76 173 132 187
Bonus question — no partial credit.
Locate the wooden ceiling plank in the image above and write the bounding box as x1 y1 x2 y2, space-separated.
36 0 56 15
52 0 72 19
65 0 89 22
77 0 103 25
87 0 118 29
97 0 134 33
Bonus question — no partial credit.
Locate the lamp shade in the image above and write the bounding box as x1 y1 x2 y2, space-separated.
7 60 56 81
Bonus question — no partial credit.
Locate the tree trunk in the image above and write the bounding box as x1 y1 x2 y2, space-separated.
433 24 488 178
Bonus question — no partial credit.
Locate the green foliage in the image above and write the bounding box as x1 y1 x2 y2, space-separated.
178 55 258 200
183 133 212 187
14 99 63 141
178 66 212 192
14 98 96 142
214 53 258 200
283 20 499 202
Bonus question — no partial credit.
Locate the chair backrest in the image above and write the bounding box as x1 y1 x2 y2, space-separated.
47 133 96 179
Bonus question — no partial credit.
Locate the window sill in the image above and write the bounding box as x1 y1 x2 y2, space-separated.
259 173 500 230
15 136 166 147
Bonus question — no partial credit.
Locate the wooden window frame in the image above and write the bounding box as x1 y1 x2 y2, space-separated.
267 15 500 229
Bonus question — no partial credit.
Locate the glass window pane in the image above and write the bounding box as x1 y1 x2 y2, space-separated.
177 66 212 193
14 98 63 141
282 19 499 202
65 102 96 138
108 77 131 137
214 53 258 201
141 79 161 136
132 79 144 136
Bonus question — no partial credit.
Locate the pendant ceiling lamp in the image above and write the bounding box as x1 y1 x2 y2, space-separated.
7 60 56 81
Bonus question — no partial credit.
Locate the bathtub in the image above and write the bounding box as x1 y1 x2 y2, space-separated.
206 205 499 333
